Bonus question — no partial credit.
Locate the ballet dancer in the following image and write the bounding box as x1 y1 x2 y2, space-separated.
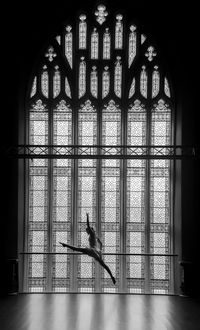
59 212 116 285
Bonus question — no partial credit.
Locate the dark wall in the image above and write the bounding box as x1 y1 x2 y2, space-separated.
1 0 199 295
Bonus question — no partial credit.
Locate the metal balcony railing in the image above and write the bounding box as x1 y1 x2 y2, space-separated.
6 144 199 159
19 252 179 295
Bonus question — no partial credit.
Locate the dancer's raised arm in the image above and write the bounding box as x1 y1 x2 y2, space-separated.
86 212 90 227
97 237 103 251
86 212 93 234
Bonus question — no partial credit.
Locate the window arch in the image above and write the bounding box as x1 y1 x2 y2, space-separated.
24 4 175 293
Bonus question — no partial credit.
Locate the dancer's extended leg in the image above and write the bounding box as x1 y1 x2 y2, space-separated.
59 242 89 254
93 253 116 285
60 242 116 285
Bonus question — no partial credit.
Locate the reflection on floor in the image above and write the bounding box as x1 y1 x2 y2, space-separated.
0 293 200 330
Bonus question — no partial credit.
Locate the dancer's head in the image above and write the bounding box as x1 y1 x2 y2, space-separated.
86 226 95 235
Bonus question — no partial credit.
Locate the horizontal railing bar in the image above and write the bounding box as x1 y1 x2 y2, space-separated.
11 155 190 159
20 252 178 257
8 144 196 148
6 144 198 159
10 155 192 159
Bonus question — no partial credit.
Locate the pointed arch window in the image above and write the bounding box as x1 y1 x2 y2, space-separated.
91 28 99 59
129 25 137 67
90 67 98 98
126 100 147 292
79 15 87 49
129 78 135 98
164 78 171 97
115 15 123 49
53 66 61 98
140 66 148 98
79 58 86 98
31 77 37 97
65 26 73 68
65 77 71 98
41 66 49 98
152 66 160 98
102 67 110 98
22 4 176 294
103 28 111 59
114 57 122 98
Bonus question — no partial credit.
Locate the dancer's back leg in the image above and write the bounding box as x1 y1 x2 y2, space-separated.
60 242 116 284
93 254 116 285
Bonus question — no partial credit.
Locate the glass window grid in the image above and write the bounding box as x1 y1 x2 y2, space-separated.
25 8 174 294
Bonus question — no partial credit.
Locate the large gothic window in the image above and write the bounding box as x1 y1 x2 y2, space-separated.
24 4 174 293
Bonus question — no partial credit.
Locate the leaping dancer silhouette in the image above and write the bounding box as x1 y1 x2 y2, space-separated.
59 213 116 285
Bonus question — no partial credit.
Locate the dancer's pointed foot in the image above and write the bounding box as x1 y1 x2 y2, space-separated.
112 276 116 285
59 242 66 247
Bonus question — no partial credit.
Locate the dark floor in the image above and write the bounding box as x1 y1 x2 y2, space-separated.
0 293 200 330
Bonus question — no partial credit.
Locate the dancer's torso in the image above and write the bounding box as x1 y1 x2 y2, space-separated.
88 230 96 248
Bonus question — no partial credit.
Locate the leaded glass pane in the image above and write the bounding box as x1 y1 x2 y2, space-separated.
102 100 121 146
101 163 120 292
152 66 160 98
102 67 110 98
45 46 57 62
103 28 111 59
65 77 71 98
77 101 97 291
126 100 146 293
127 100 146 146
145 46 157 62
101 101 121 292
51 101 72 291
115 15 123 49
27 100 49 292
129 78 135 98
95 4 108 25
30 77 37 97
53 67 61 98
150 99 171 293
29 100 48 145
52 170 71 291
91 28 99 59
56 35 61 44
78 100 97 145
41 67 49 98
129 25 137 67
90 67 98 98
79 58 86 98
151 100 171 148
114 57 122 98
53 100 72 146
140 66 147 98
141 34 146 44
164 77 171 97
79 15 87 49
65 26 73 68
